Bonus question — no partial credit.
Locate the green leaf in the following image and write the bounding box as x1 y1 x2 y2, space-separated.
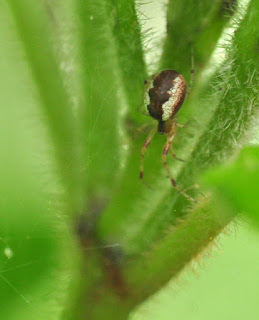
202 146 259 227
0 3 77 319
6 0 83 213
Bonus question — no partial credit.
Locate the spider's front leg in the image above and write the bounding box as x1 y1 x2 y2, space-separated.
139 126 156 180
162 125 194 201
162 129 177 187
170 145 185 162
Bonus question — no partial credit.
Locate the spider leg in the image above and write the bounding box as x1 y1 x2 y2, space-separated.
187 46 195 95
170 145 185 162
133 122 153 140
162 130 194 202
176 120 191 128
140 126 156 180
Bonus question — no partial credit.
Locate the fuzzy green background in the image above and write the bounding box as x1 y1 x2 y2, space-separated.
0 0 258 319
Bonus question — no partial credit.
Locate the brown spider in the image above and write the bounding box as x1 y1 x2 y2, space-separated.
140 69 194 201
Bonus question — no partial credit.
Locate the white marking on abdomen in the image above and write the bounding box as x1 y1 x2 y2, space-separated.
162 76 183 121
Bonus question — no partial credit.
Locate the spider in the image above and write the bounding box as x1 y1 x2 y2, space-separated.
140 69 194 201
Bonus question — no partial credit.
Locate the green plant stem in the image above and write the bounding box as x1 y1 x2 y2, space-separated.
124 0 259 302
6 0 83 212
97 0 233 247
76 0 145 199
105 0 147 122
97 0 235 250
64 0 146 319
126 195 235 300
161 0 236 82
98 0 258 307
63 249 131 320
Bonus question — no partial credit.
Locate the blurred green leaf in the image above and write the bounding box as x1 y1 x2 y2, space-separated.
0 3 76 319
202 146 259 227
6 0 83 213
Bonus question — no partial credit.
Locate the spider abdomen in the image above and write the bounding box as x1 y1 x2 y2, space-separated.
144 70 186 122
